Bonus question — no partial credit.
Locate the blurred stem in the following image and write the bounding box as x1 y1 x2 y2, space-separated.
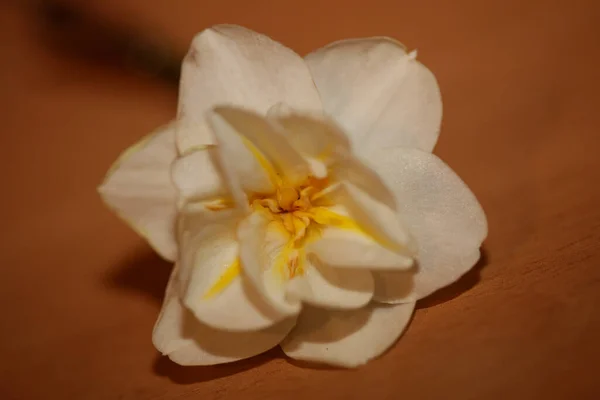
27 0 183 87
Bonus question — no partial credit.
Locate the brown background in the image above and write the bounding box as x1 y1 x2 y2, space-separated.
2 0 599 399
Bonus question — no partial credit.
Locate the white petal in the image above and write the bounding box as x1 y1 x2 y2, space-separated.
237 210 302 317
210 107 311 186
306 206 413 270
306 38 442 153
328 156 397 211
329 183 416 255
98 123 177 261
268 107 351 164
153 264 296 366
269 109 396 209
176 24 322 153
178 205 288 331
286 257 374 309
281 302 415 367
207 109 274 210
170 147 227 204
367 148 487 302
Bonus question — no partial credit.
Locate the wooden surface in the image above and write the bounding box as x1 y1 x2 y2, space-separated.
2 1 600 399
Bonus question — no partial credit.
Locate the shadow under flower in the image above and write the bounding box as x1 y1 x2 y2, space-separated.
104 247 173 305
417 247 489 309
153 348 277 384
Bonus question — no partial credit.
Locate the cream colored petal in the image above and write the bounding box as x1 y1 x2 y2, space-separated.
329 156 397 211
176 24 322 153
152 264 296 366
269 109 396 209
281 302 415 368
211 107 311 186
268 107 350 164
170 147 227 204
306 37 442 153
309 230 412 270
207 109 274 210
237 210 302 317
286 256 374 310
306 205 413 270
367 148 487 302
178 205 290 331
98 123 177 261
329 183 416 255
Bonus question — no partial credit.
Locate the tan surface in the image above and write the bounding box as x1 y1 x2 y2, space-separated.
2 0 600 399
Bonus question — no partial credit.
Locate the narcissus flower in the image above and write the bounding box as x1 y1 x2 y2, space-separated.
99 25 487 368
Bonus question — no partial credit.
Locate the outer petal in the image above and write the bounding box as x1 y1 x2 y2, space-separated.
152 264 296 366
367 148 487 302
286 257 374 310
98 123 177 261
306 38 442 153
178 205 288 331
237 210 302 317
170 147 227 204
281 302 415 368
176 24 322 153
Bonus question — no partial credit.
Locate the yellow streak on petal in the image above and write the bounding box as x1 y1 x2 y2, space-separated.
301 207 400 252
296 208 362 232
202 258 241 299
204 198 235 211
274 244 295 280
241 137 282 187
293 248 307 276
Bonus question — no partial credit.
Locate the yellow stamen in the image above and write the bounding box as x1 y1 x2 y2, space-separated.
277 187 299 211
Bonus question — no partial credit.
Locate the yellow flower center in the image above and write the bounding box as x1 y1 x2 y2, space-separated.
246 178 321 280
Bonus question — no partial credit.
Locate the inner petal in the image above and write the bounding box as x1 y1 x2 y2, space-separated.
177 206 286 331
237 210 302 316
208 107 312 191
305 205 414 271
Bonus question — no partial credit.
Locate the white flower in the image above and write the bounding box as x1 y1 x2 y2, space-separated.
98 25 487 368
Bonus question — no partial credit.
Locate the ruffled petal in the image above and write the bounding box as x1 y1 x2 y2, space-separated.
206 109 274 209
306 37 442 153
281 302 415 367
269 109 396 209
286 257 374 310
237 210 302 317
98 123 177 261
268 106 350 166
328 183 415 255
209 107 311 187
153 264 296 366
178 205 287 331
305 205 413 270
176 25 322 153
